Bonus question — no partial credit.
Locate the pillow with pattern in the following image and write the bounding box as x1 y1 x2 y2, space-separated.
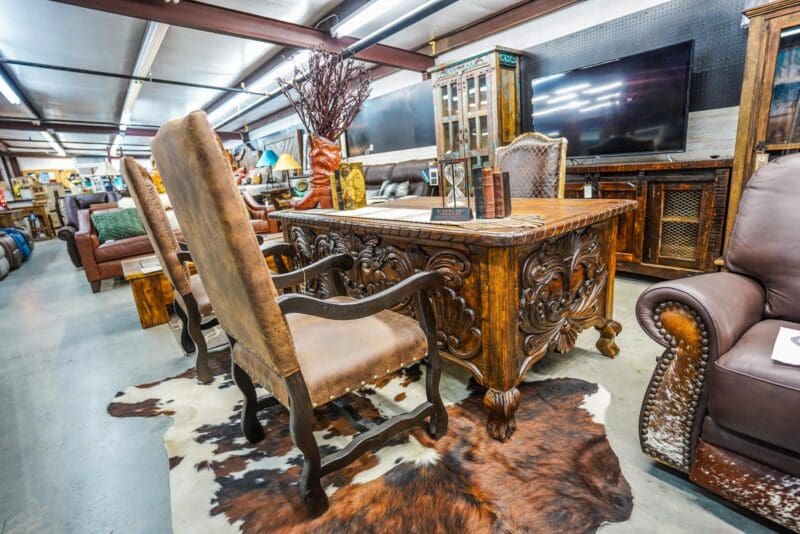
91 208 146 244
378 180 410 199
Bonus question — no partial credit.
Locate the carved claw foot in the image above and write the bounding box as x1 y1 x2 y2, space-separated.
596 319 622 358
484 387 521 441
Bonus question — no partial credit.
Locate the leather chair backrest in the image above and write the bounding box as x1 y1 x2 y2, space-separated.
152 111 299 378
121 157 191 296
495 132 567 199
726 153 800 321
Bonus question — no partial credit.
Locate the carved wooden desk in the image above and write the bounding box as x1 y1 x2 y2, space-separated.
272 198 636 441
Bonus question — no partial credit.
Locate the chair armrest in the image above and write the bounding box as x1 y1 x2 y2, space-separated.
637 272 765 358
271 253 354 290
636 272 765 472
278 271 445 320
57 225 76 241
261 241 294 258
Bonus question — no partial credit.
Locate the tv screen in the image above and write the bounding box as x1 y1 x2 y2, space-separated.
531 41 694 158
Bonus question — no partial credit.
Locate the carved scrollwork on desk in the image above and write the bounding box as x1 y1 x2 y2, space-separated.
519 227 608 361
287 226 482 362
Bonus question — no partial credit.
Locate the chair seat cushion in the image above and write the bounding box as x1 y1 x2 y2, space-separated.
233 297 427 407
708 320 800 455
94 235 153 263
190 274 213 316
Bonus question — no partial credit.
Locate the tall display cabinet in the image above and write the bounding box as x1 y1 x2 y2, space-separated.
729 0 800 248
430 47 523 198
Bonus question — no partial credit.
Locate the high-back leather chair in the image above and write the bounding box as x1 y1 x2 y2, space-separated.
495 132 567 198
151 111 448 516
121 157 224 383
636 154 800 531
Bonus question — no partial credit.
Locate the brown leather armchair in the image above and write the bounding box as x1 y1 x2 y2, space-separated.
636 154 800 531
58 191 120 267
241 191 278 234
75 204 156 292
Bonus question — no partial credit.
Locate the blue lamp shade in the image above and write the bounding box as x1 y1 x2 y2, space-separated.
257 149 279 168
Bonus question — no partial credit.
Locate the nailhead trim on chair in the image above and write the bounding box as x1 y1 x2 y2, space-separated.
309 354 423 408
639 300 709 472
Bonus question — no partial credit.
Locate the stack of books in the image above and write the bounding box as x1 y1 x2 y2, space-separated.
472 166 511 219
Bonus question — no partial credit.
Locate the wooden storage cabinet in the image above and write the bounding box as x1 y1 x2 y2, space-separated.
567 161 731 279
430 47 522 171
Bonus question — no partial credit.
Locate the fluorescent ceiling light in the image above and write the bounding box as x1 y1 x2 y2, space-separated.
41 131 66 157
532 73 564 86
579 102 614 113
555 83 590 95
208 50 311 128
583 81 623 95
531 94 549 103
118 22 169 130
532 99 589 118
331 0 400 38
596 92 621 101
0 70 21 105
781 27 800 38
547 93 577 104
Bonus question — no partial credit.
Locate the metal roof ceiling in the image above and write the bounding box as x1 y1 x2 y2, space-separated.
0 0 531 159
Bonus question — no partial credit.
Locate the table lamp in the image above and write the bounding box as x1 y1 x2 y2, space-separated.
273 152 302 184
257 149 279 182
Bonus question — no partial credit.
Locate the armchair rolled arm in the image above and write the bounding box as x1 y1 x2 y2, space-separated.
57 225 76 242
636 272 765 473
637 272 765 358
278 270 445 320
272 253 354 290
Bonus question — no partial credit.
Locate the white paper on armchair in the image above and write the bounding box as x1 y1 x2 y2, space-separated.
771 327 800 366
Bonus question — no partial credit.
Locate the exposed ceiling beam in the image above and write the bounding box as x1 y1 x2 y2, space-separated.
0 120 241 140
419 0 583 56
0 64 42 120
239 0 581 138
50 0 434 72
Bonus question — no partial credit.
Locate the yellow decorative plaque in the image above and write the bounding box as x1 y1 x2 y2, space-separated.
330 162 366 210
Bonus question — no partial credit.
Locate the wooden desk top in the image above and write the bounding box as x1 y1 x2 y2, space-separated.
271 197 637 247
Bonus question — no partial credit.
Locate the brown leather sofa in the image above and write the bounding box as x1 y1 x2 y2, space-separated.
636 154 800 531
363 159 432 197
57 191 120 267
75 204 156 292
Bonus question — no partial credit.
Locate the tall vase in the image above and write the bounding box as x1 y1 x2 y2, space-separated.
292 134 340 210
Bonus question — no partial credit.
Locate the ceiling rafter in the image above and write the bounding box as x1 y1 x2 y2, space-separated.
0 119 240 141
240 0 582 137
49 0 434 72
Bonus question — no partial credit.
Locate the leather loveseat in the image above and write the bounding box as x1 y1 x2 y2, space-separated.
58 191 120 267
75 204 157 292
636 154 800 531
363 159 432 198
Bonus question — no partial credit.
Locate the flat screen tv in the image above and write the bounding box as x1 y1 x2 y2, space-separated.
531 41 694 158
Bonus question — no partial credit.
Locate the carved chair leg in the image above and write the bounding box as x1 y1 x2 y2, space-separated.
595 319 622 358
484 387 521 442
425 350 448 439
286 372 329 517
232 361 265 444
174 302 196 356
186 310 212 384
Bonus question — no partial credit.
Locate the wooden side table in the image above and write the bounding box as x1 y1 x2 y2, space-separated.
121 256 174 329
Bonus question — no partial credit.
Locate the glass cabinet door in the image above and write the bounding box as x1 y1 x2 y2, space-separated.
438 82 463 157
461 71 493 170
766 25 800 148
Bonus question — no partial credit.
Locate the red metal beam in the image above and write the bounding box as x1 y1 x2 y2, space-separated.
51 0 434 72
0 120 241 140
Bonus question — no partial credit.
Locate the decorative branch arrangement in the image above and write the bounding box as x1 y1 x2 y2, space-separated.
278 46 371 142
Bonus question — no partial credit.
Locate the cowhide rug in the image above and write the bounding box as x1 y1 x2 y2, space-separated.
108 356 633 533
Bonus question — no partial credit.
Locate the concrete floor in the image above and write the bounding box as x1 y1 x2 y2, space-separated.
0 241 778 533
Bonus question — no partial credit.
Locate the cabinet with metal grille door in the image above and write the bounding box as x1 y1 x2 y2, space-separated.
566 160 731 279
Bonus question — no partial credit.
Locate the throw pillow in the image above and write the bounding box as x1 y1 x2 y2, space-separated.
366 188 381 200
91 208 146 244
378 180 410 199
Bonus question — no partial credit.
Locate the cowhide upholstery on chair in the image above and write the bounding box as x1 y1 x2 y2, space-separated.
495 132 567 198
152 110 448 516
636 154 800 531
